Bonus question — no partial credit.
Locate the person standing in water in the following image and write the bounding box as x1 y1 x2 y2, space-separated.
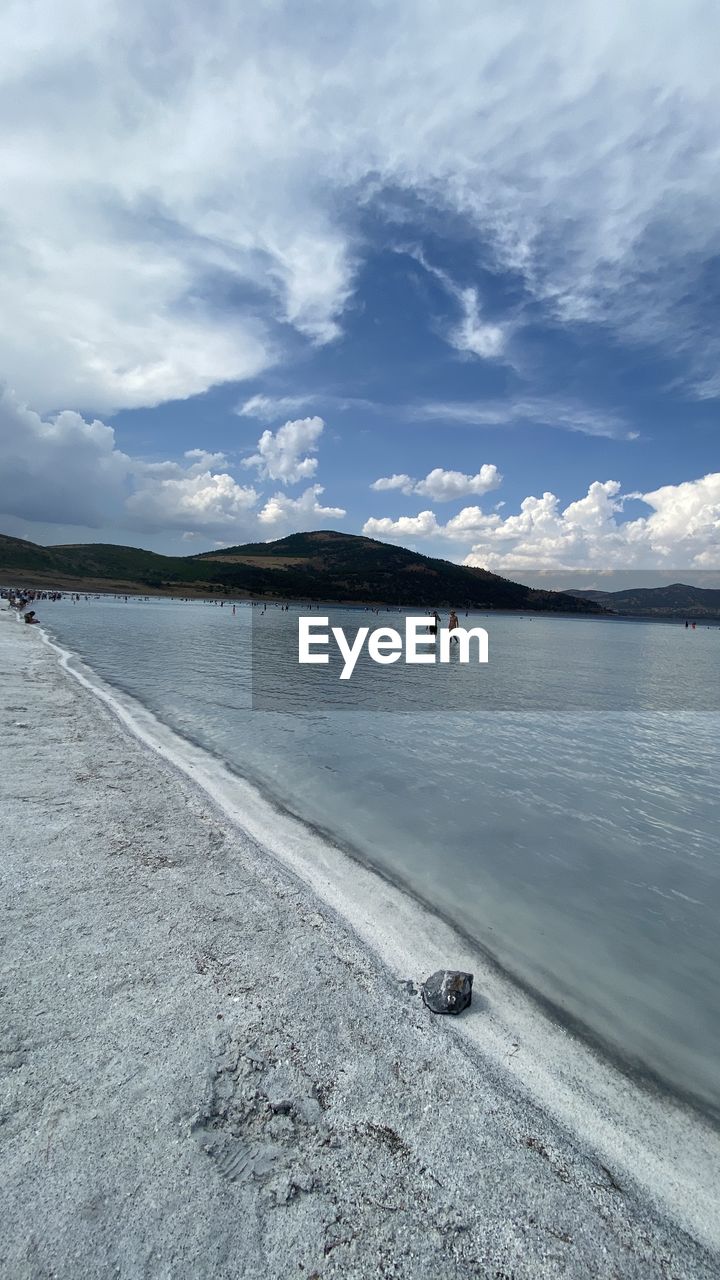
448 609 459 641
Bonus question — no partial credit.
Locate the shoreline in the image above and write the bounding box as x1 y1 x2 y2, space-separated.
6 579 720 624
5 581 717 629
43 614 720 1125
36 614 720 1230
2 605 719 1276
6 576 602 615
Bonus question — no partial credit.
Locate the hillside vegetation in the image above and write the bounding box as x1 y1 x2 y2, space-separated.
1 529 603 612
566 582 720 620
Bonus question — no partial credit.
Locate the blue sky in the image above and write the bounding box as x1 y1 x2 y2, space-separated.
1 0 718 578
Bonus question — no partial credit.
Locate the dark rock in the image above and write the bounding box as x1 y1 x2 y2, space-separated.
421 970 473 1016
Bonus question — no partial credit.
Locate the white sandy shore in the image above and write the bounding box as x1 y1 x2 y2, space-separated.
1 606 719 1279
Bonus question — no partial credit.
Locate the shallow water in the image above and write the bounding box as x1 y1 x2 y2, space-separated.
42 596 720 1114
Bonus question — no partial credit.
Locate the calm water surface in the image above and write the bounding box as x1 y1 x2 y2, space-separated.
43 597 720 1115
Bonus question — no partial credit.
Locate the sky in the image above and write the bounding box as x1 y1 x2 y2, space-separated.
1 0 719 582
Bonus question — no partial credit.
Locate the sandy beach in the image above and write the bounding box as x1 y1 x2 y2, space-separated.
1 606 719 1279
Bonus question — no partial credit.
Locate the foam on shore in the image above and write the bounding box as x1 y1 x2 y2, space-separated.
30 613 720 1253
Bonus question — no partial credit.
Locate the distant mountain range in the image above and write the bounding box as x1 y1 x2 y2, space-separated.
566 583 720 619
0 529 601 613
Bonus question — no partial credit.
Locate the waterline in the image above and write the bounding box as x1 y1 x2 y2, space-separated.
29 613 720 1255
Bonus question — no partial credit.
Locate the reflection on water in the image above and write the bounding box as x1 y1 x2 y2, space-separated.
44 597 720 1114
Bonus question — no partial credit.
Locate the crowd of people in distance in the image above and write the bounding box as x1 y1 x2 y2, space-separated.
0 588 711 636
1 588 54 623
2 588 101 623
1 590 469 633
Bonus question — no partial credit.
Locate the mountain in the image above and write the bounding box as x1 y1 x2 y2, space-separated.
0 529 603 613
565 582 720 619
0 533 197 591
193 531 606 610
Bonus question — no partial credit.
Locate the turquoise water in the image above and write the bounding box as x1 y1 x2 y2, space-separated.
43 596 720 1115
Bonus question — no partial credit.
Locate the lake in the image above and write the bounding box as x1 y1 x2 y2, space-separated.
41 595 720 1116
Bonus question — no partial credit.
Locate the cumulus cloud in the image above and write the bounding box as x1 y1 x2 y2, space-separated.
258 485 346 534
0 385 131 527
415 466 501 501
126 471 259 536
364 475 720 569
371 465 501 501
363 511 442 541
0 387 345 542
183 449 231 473
243 417 325 485
2 1 720 410
370 474 415 494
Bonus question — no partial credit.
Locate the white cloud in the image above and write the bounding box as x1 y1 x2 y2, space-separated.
365 474 720 569
623 474 720 568
183 449 231 472
371 465 501 501
405 249 508 359
0 386 347 542
0 233 272 413
237 394 314 421
267 233 353 345
416 398 635 440
450 288 506 359
366 475 720 569
126 471 259 536
2 1 720 410
370 474 414 494
258 485 346 534
414 465 501 501
242 392 634 440
243 416 325 485
0 385 131 527
237 392 378 421
363 511 442 541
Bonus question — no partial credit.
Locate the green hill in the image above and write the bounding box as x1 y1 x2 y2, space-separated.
0 529 603 613
566 582 720 620
0 534 198 591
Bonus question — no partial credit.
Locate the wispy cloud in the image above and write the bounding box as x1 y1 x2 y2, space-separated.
3 2 719 411
236 392 377 422
237 394 314 421
401 246 509 360
238 391 633 439
415 398 637 440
